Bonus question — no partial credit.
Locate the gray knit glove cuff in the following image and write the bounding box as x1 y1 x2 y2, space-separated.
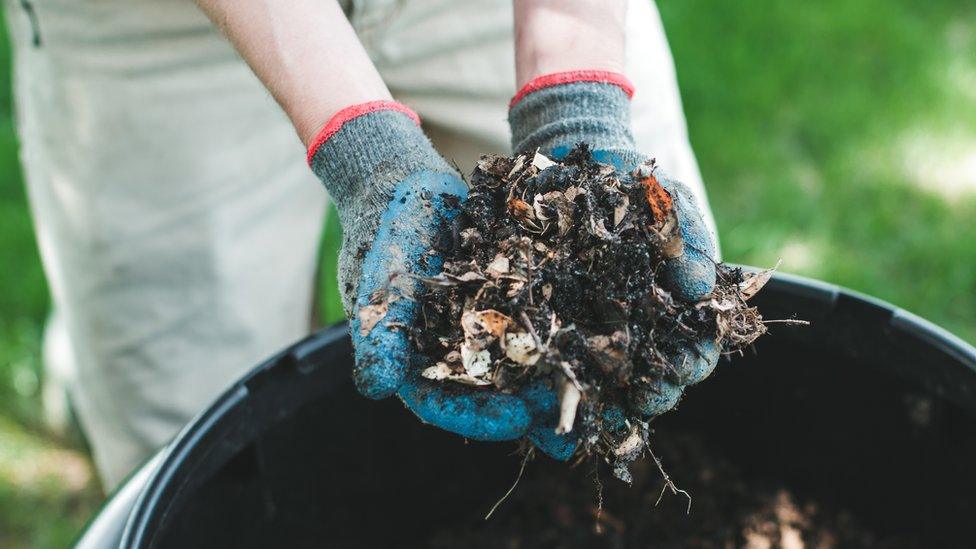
509 70 643 169
307 101 455 314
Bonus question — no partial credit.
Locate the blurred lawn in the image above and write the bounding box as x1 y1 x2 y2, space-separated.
1 0 975 546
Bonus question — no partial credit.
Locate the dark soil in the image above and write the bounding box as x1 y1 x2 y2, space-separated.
422 428 911 549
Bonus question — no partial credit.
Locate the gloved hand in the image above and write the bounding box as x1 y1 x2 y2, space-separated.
508 71 721 419
308 101 574 459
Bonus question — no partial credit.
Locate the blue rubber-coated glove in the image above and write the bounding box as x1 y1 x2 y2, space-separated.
308 101 574 459
509 71 722 420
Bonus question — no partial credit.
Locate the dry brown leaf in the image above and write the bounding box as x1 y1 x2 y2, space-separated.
613 194 630 227
455 271 486 282
507 154 526 179
420 269 488 288
421 362 493 386
532 193 548 222
508 197 546 233
589 216 614 240
505 280 525 298
586 332 629 375
461 309 513 341
357 301 388 336
459 227 482 247
486 254 510 277
563 186 582 202
476 154 515 180
422 362 453 381
739 261 780 301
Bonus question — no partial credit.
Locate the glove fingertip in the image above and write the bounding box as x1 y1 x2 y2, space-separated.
629 379 684 417
398 379 532 441
527 426 577 461
352 349 404 400
518 380 579 460
549 144 573 161
351 303 413 399
661 252 717 302
684 339 721 386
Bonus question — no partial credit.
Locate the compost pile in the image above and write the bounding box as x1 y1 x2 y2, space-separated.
404 145 770 477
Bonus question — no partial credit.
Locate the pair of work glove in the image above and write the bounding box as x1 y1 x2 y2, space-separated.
307 71 719 459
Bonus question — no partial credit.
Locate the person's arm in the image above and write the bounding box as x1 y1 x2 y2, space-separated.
194 0 574 459
513 0 627 88
194 0 390 145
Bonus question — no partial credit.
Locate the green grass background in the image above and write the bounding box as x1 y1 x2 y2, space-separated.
1 0 974 545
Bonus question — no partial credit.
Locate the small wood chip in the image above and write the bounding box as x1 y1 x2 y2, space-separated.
555 376 582 434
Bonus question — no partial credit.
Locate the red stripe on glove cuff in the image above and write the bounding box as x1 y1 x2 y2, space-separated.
509 70 635 108
306 100 422 165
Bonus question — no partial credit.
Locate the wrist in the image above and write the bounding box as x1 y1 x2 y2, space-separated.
513 0 627 88
295 88 394 148
517 54 625 92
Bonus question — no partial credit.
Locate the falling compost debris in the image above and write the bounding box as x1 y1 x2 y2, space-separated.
409 145 773 480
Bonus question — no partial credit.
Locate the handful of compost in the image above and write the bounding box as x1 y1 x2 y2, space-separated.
408 146 770 480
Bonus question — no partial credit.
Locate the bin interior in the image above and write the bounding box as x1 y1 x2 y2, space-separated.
134 279 976 547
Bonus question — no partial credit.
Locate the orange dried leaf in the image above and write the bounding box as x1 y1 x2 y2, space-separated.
461 309 514 342
640 173 674 224
508 197 536 220
638 169 683 259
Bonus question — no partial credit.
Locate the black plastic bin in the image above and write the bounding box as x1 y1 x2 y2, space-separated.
78 272 976 547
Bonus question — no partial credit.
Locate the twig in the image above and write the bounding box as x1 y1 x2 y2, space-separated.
650 446 692 514
762 319 811 325
592 459 605 534
484 448 532 520
520 311 545 351
556 361 584 391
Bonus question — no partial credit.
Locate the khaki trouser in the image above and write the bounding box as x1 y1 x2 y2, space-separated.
5 0 717 489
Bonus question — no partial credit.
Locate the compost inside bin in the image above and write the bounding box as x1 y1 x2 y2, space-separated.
423 425 898 548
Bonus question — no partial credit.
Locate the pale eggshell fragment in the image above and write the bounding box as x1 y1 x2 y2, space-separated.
613 424 644 457
461 344 492 377
532 151 556 170
504 332 541 365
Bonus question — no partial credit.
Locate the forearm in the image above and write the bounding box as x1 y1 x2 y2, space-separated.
195 0 390 146
513 0 628 87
